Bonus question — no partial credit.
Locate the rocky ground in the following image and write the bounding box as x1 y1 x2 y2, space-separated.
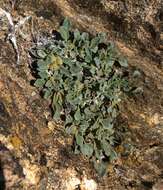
0 0 163 190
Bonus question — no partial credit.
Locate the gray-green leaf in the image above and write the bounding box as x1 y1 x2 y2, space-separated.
81 143 93 157
34 79 45 88
37 49 47 58
118 58 128 67
59 26 69 41
74 107 82 121
76 133 84 146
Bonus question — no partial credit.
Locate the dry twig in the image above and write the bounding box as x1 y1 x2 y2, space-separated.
0 8 31 64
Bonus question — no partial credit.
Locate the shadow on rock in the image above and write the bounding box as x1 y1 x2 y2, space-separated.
0 160 5 190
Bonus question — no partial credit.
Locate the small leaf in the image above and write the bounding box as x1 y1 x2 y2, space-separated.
79 121 89 134
65 115 73 125
93 160 108 177
52 92 62 108
65 125 77 135
81 143 93 157
107 58 115 67
133 70 141 78
38 71 48 79
90 104 97 112
101 119 113 129
44 56 52 66
53 103 62 120
37 59 49 71
76 133 84 146
49 55 63 70
45 80 53 88
91 37 99 46
37 49 47 58
70 64 82 74
102 139 112 157
62 18 71 30
74 29 80 41
94 57 100 65
111 108 117 118
59 26 69 41
94 143 102 160
34 79 45 88
85 48 92 63
133 87 143 94
56 56 63 65
81 32 89 41
43 89 52 99
74 145 80 154
75 80 84 93
98 32 106 43
90 119 100 131
109 150 117 162
74 107 82 121
84 108 93 116
118 58 128 67
90 37 99 51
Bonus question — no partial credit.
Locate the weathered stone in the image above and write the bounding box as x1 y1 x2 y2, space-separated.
153 180 163 190
0 0 163 189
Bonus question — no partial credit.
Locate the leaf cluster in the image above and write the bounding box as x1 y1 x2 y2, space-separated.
31 18 128 175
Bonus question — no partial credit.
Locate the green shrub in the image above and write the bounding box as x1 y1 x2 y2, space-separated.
31 18 129 175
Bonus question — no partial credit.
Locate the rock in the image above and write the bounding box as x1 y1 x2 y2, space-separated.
31 91 37 96
153 180 163 190
48 121 56 131
80 177 97 190
0 143 24 189
66 176 80 190
0 0 163 189
21 160 40 185
9 135 23 150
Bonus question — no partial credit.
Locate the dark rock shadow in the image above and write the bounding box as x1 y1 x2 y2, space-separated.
0 160 5 190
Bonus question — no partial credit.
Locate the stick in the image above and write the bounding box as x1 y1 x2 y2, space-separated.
0 8 31 64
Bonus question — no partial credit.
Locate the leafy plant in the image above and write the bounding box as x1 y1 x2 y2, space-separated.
31 18 129 175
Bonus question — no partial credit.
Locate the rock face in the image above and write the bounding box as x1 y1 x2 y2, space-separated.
54 0 163 63
0 0 163 189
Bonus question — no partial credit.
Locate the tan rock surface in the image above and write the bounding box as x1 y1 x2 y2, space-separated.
0 0 163 189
